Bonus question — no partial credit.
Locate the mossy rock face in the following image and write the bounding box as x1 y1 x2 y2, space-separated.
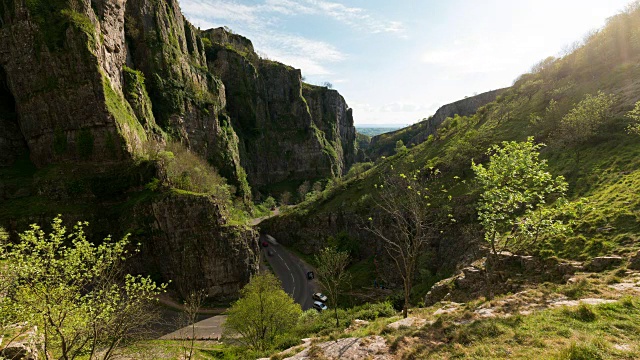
204 29 357 189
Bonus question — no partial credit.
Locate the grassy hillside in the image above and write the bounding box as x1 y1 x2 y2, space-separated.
264 3 640 283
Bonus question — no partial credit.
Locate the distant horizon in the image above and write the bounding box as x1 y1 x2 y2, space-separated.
356 123 409 128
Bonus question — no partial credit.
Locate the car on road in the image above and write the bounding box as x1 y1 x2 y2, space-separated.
312 292 328 302
262 241 269 247
306 271 314 280
313 301 328 312
267 250 274 256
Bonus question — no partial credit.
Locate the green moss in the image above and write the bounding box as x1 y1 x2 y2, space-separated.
25 1 96 51
101 73 147 147
122 66 160 133
60 9 96 48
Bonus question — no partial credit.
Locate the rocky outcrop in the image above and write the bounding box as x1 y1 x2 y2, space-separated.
304 84 357 175
203 27 356 189
585 256 624 272
628 251 640 270
424 254 585 306
123 0 250 198
0 0 149 166
367 89 506 159
130 192 259 299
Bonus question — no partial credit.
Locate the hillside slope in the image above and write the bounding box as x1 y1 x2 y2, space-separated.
366 88 506 160
262 4 640 299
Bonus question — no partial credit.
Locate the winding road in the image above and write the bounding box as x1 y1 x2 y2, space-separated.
261 234 317 310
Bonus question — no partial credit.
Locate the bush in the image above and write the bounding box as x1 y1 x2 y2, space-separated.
558 342 604 360
563 304 597 322
159 142 232 202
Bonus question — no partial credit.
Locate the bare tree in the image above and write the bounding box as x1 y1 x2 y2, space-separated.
181 290 207 360
314 247 350 327
364 171 450 318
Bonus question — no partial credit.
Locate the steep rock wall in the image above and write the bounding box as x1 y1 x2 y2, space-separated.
124 0 250 197
0 0 257 299
203 28 356 189
130 192 260 299
303 84 357 175
0 0 149 166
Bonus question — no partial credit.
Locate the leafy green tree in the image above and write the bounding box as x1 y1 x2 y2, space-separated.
365 170 451 318
279 191 292 206
395 139 408 154
314 247 350 327
0 216 166 360
626 100 640 135
297 181 310 202
262 196 277 210
555 91 616 163
224 273 301 351
472 138 569 296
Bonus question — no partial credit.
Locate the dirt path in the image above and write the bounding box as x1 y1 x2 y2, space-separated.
250 207 282 226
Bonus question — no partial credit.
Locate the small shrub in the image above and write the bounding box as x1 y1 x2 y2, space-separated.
564 304 597 322
562 278 591 300
160 142 232 201
558 342 604 360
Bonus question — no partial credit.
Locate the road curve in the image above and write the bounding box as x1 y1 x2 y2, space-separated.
261 235 316 310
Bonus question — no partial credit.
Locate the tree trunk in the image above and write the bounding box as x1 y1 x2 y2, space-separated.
403 279 410 319
334 306 339 327
485 252 495 300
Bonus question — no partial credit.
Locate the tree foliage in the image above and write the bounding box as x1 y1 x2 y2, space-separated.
626 100 640 135
224 273 301 351
472 138 569 256
555 91 616 159
395 140 408 155
0 216 166 360
314 247 350 327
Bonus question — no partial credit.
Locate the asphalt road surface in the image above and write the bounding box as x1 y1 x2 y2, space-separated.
262 235 316 310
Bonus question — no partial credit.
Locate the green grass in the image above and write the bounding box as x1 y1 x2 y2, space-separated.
404 297 640 359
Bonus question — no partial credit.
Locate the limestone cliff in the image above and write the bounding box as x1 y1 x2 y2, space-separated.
366 89 506 159
129 192 259 299
0 0 359 298
0 0 149 166
0 0 256 299
203 28 357 189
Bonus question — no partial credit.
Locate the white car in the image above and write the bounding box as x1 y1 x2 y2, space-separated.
313 301 328 312
312 292 328 302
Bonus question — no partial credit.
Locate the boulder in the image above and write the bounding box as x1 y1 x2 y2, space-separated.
424 279 452 306
1 343 37 360
586 256 624 272
628 251 640 271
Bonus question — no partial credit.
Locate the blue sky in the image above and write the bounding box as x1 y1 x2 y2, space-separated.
179 0 633 126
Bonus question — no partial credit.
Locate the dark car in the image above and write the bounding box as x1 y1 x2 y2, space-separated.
262 241 269 247
306 271 314 280
267 250 274 256
312 292 328 302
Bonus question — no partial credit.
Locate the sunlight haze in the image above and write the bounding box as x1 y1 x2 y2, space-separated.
179 0 632 125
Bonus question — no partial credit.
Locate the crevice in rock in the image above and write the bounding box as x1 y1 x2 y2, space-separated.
0 65 28 166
